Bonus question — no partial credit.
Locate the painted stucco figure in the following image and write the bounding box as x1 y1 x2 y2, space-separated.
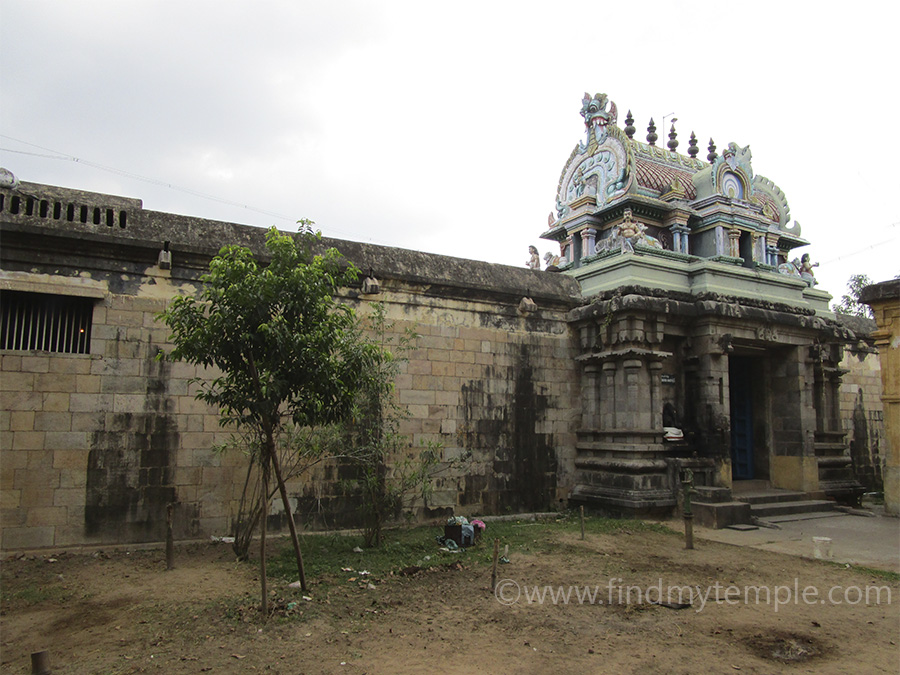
543 251 562 270
799 253 818 286
595 208 663 254
526 246 541 270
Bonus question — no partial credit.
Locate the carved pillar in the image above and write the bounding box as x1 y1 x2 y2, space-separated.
621 359 643 428
715 226 726 256
570 300 677 515
580 228 596 258
671 223 690 254
582 362 600 430
766 231 780 266
650 361 663 429
752 234 763 265
601 361 617 429
728 228 741 258
565 234 575 264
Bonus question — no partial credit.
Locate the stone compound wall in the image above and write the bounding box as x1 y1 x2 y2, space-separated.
835 313 888 495
0 181 581 552
293 293 579 530
840 344 886 493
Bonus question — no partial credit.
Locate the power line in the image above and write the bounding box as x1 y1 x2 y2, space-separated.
821 235 900 265
0 136 393 244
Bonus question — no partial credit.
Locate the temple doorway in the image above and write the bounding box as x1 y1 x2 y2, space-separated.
729 356 755 480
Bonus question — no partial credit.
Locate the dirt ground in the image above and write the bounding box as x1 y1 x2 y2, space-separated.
2 525 898 674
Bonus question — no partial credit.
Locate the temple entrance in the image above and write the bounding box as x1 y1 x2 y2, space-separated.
729 356 755 480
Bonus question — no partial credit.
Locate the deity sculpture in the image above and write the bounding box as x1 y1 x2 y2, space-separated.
526 246 541 270
595 208 663 254
798 253 818 286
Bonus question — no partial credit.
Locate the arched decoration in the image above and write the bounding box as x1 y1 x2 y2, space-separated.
751 174 793 231
555 95 631 218
721 171 744 199
712 143 752 201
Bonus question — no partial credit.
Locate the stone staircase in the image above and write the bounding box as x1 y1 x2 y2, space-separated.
732 480 840 524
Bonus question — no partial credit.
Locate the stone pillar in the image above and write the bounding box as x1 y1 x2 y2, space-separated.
566 234 575 264
728 228 741 258
766 231 780 266
622 359 643 428
752 234 763 265
649 361 663 428
769 346 820 493
861 279 900 515
715 226 726 256
695 346 731 461
580 228 596 257
671 223 690 254
601 361 616 429
582 363 600 430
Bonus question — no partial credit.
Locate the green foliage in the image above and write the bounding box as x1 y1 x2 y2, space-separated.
832 274 874 319
159 225 386 602
161 224 381 435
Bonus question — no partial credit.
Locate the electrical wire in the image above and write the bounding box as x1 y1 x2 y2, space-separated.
0 136 391 244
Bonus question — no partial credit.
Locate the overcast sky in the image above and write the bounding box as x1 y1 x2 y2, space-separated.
2 1 897 298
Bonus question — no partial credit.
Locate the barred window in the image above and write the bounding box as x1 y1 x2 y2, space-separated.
0 290 94 354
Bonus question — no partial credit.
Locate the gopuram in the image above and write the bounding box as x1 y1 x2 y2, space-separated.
540 93 864 522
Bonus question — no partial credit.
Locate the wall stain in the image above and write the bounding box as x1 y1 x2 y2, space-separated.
460 344 557 513
850 389 883 491
85 348 191 541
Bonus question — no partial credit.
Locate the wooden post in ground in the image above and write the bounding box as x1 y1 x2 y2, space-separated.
491 538 500 591
682 468 696 550
580 505 585 540
31 650 50 674
165 503 175 571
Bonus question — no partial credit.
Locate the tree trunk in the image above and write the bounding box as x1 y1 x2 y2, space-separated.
259 462 269 616
268 433 308 592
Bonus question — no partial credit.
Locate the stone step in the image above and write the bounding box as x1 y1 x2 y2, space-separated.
735 490 807 505
761 512 848 524
694 486 732 503
749 500 837 518
731 480 770 494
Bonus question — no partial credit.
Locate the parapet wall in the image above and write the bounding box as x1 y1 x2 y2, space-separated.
0 181 581 552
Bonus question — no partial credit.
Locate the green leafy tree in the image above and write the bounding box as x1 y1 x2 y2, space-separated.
832 274 874 319
160 224 381 613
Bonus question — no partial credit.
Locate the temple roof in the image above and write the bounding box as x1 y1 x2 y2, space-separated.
542 93 803 248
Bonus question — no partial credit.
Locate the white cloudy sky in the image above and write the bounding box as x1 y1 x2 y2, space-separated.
2 1 898 298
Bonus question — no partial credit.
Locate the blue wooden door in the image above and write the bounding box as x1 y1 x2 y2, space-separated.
729 357 754 480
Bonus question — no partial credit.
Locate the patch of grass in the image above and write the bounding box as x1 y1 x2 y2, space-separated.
823 561 900 582
270 526 453 585
1 582 71 609
270 514 675 586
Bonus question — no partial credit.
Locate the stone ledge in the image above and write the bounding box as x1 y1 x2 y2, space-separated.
692 501 752 529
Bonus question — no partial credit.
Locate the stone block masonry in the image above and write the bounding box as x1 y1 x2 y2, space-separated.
0 180 582 552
